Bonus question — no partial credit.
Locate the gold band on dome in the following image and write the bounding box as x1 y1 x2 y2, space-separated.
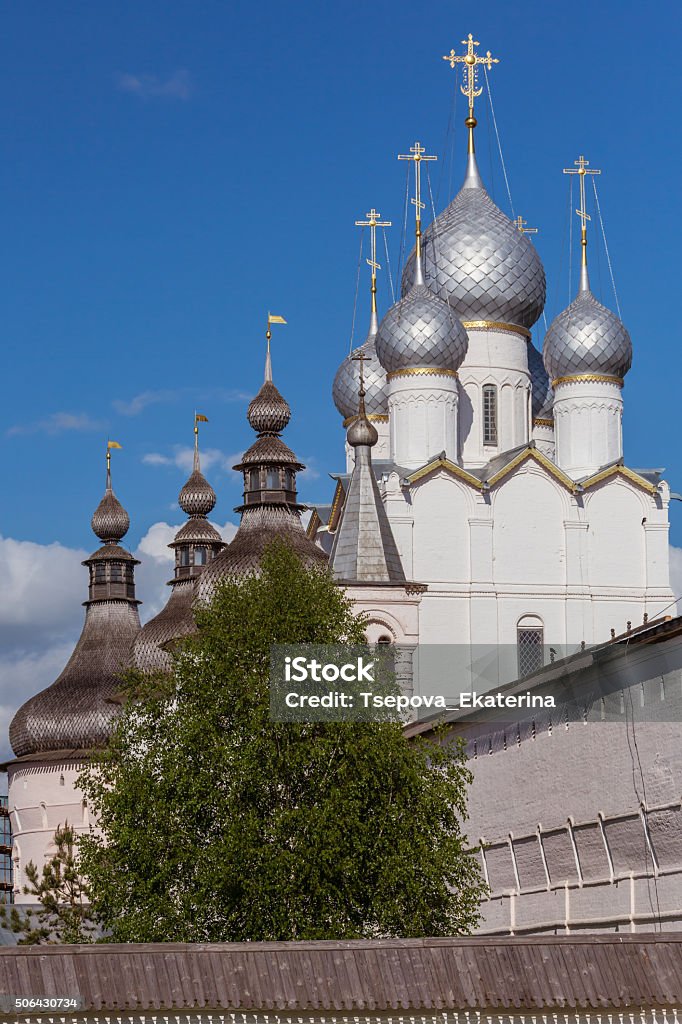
552 373 623 388
462 320 531 339
533 417 554 427
342 413 389 428
387 367 459 381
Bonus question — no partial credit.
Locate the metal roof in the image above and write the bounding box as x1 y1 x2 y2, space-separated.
0 935 681 1011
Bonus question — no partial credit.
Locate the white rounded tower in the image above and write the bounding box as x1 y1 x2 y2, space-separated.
543 158 632 479
401 123 546 468
375 142 468 470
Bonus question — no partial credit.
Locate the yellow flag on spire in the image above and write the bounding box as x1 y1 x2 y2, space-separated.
195 414 209 423
268 314 287 325
107 440 122 449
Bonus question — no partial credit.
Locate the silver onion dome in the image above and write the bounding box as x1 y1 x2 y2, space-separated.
543 286 632 382
332 333 388 421
527 341 554 420
401 155 546 329
375 282 468 375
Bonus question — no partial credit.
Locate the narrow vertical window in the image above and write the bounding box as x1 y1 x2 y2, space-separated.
483 385 498 445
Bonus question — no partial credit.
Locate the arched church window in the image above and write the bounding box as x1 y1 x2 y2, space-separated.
517 615 544 678
483 385 498 445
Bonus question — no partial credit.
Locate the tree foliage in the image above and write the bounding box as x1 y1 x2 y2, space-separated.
0 823 96 944
79 540 486 941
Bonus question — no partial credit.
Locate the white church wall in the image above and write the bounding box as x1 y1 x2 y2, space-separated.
491 470 567 588
7 760 89 902
410 474 473 583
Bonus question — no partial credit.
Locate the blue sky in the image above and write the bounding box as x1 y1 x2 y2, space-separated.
1 1 682 757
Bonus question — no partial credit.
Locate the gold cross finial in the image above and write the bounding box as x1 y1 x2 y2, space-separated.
514 215 538 235
398 141 437 261
563 155 601 274
355 208 391 317
442 33 499 153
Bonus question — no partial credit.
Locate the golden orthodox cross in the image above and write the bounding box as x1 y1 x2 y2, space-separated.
398 142 437 258
563 155 601 265
442 33 499 123
355 208 391 313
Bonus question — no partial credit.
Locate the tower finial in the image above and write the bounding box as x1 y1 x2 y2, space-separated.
355 208 391 335
105 439 122 490
265 313 287 382
193 412 208 472
442 33 499 157
563 154 601 291
398 141 437 285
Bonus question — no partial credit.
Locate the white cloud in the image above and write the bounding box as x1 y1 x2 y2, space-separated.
113 387 251 417
6 412 104 438
116 69 192 100
0 536 88 642
112 390 177 417
142 446 241 475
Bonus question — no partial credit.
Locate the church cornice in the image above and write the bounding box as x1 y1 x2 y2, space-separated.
580 464 657 495
406 458 485 490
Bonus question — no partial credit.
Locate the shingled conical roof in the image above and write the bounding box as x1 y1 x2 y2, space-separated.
330 379 405 584
10 458 141 758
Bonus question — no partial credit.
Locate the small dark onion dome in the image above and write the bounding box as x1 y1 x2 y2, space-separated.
196 354 327 601
543 277 632 383
91 470 130 542
247 380 291 434
134 440 225 674
9 463 141 759
527 341 554 421
178 469 216 517
347 407 379 448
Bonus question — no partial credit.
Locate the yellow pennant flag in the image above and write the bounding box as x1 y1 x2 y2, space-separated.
195 414 209 423
268 314 287 325
107 440 122 450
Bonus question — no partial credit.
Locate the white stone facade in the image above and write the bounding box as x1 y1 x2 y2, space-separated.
330 322 673 700
7 758 90 901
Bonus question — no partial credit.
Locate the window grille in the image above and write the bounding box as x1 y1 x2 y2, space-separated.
517 625 544 678
482 384 498 445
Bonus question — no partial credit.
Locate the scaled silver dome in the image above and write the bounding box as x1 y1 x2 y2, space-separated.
527 341 554 420
333 333 388 420
543 287 632 382
375 283 468 375
401 157 546 330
